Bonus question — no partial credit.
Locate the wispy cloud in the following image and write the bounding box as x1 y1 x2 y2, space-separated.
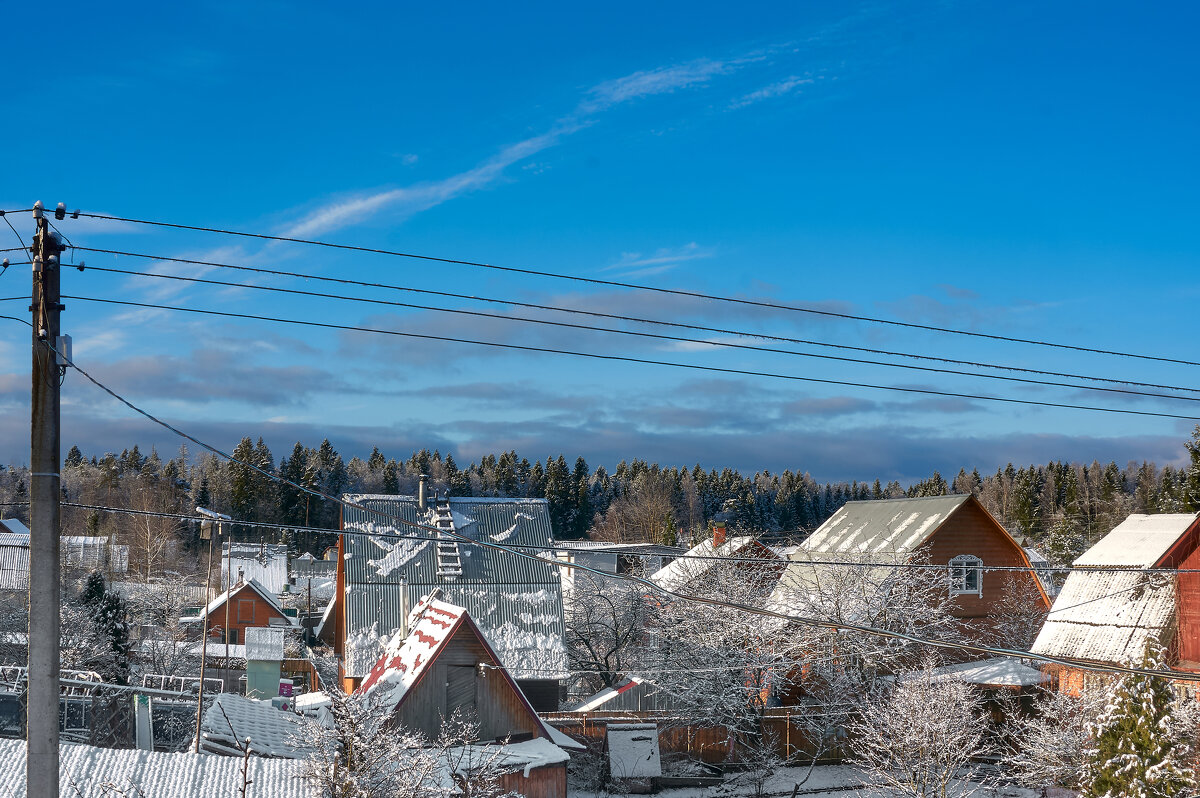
728 75 815 110
605 242 715 277
278 52 764 241
579 58 735 114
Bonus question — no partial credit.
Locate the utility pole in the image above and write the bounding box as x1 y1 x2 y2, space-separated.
29 200 63 798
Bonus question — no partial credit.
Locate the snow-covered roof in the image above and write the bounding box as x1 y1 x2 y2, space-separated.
221 542 290 595
649 536 760 593
449 737 571 778
357 596 468 715
1074 513 1199 568
1031 570 1175 665
912 657 1049 687
199 693 314 759
570 676 649 712
0 519 30 536
0 738 310 797
191 642 246 660
244 627 285 661
607 723 661 779
801 495 970 556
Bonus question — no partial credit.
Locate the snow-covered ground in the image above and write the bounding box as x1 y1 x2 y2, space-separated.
567 764 1042 797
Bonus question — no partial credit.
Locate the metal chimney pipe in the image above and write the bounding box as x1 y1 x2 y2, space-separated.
418 474 429 511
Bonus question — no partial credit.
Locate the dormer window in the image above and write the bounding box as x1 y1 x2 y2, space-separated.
949 555 983 596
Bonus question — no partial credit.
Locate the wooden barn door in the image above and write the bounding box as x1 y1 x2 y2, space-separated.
447 665 477 719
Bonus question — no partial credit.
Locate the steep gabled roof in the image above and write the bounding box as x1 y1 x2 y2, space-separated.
205 578 293 626
1073 513 1200 568
356 595 559 741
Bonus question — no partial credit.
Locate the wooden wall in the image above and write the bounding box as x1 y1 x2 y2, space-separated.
395 624 543 742
1173 526 1200 667
497 764 567 798
203 585 287 643
925 498 1049 621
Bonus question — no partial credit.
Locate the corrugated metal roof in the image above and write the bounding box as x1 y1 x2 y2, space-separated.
341 495 566 680
1030 569 1175 664
221 543 289 594
1074 513 1199 568
0 535 29 591
801 495 970 556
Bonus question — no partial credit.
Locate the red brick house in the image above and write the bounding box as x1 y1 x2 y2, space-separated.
1032 512 1200 694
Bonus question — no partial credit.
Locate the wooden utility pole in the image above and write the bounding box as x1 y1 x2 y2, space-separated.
28 200 63 798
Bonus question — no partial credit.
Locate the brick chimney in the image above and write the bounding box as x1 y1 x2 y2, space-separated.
712 523 727 548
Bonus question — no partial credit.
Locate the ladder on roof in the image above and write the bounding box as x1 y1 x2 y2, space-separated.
431 500 463 580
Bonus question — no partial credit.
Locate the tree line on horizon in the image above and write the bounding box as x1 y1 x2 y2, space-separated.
0 427 1197 578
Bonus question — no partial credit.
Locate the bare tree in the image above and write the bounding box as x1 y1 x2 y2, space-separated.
850 666 988 798
564 571 648 693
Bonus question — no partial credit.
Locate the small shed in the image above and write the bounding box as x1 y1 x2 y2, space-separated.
197 578 295 645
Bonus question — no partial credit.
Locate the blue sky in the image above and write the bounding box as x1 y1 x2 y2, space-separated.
1 1 1198 484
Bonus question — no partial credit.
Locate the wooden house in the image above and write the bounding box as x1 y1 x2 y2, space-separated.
357 594 578 798
199 577 295 645
769 494 1050 632
1031 513 1200 694
323 492 568 709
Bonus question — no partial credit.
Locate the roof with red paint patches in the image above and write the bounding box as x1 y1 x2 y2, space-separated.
355 595 467 714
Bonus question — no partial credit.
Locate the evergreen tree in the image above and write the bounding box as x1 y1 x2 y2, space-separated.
78 572 132 685
64 445 83 468
1081 644 1195 797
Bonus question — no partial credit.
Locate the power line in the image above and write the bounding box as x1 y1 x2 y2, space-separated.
66 211 1200 368
22 500 1200 576
72 246 1200 396
61 293 1200 422
77 263 1200 405
10 332 1197 683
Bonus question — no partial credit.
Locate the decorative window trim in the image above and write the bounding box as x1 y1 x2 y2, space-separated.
949 555 983 596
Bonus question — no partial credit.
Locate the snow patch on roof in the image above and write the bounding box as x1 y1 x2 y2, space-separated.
1074 513 1199 568
244 627 284 662
905 657 1048 687
365 531 429 578
649 536 758 593
493 512 535 543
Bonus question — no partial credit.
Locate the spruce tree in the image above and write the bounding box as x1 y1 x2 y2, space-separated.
1080 644 1195 797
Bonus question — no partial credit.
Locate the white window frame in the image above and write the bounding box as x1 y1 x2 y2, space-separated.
949 555 983 596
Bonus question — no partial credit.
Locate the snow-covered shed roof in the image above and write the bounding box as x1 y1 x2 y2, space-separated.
244 627 285 661
221 542 290 594
0 738 310 797
199 693 315 758
1073 513 1199 568
1031 570 1175 665
800 495 970 556
649 536 763 593
917 656 1048 687
0 533 29 591
340 494 567 680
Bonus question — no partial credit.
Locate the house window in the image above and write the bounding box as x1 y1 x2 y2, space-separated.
237 599 255 624
949 555 983 596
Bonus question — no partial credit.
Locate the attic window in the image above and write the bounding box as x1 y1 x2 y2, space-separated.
949 555 983 596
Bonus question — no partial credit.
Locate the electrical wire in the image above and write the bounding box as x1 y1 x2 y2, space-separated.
66 211 1200 368
71 246 1200 396
4 323 1197 682
77 263 1200 405
60 293 1200 421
